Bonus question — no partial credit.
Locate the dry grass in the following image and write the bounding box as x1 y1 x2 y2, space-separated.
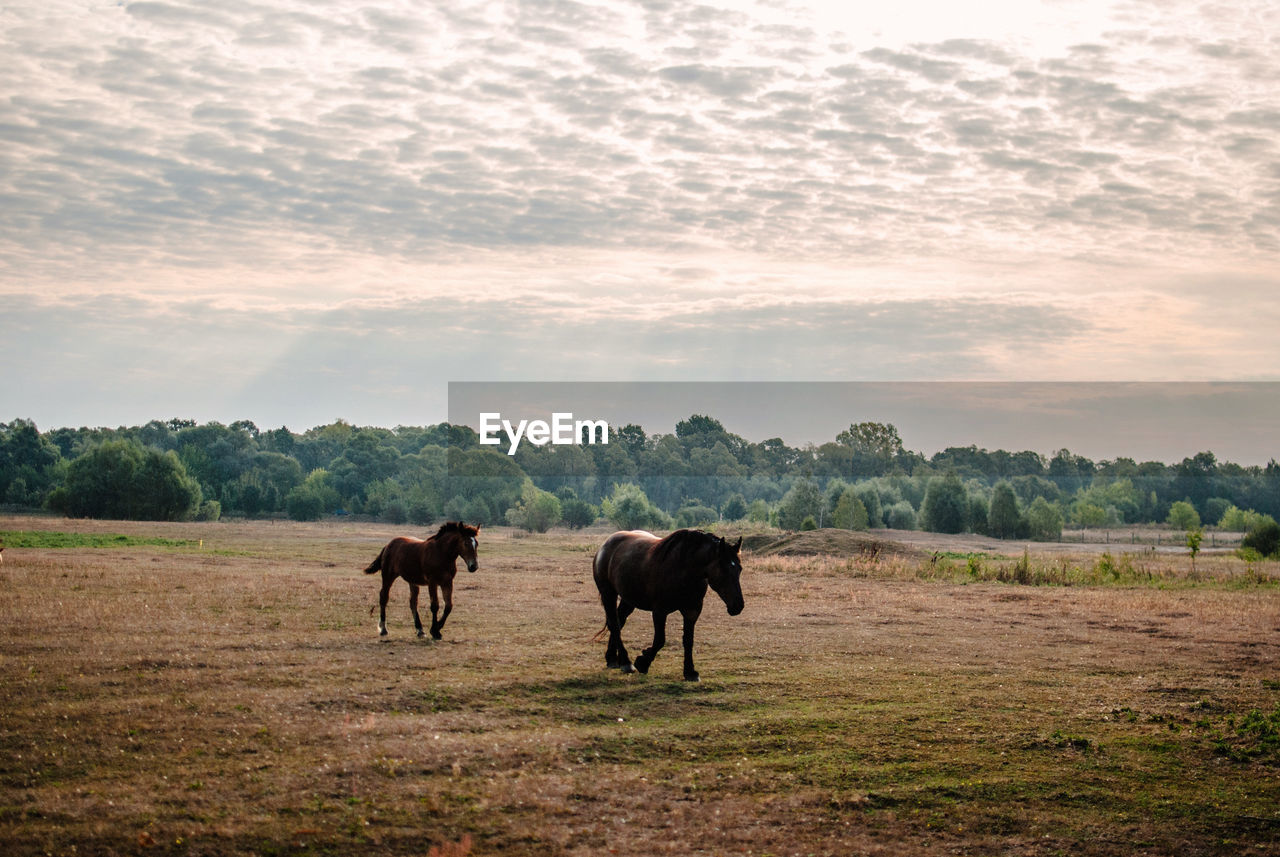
1 515 1278 856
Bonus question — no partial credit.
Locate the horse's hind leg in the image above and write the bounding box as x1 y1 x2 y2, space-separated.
409 584 425 638
378 574 393 636
597 587 632 672
634 610 667 675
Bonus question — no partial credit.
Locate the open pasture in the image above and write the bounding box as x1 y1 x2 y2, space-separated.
1 516 1278 856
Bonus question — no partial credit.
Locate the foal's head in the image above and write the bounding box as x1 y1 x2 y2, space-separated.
438 521 480 572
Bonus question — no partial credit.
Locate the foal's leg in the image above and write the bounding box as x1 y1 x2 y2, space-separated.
378 573 393 636
431 580 454 640
427 584 441 640
409 584 425 638
680 604 703 681
633 610 668 675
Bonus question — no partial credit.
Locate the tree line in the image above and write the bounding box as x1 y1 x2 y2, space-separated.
2 416 1279 549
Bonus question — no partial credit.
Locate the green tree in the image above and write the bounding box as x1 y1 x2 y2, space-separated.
885 500 917 530
285 487 325 521
601 483 670 531
505 480 562 533
831 488 869 530
747 498 770 524
1218 505 1249 531
561 497 598 529
777 479 822 530
988 482 1020 539
50 439 201 521
1027 497 1063 541
0 419 62 507
855 484 882 528
1074 502 1107 528
967 493 989 535
1186 528 1202 572
285 469 340 521
920 473 967 534
675 502 718 528
1166 500 1201 530
721 493 748 522
835 421 904 477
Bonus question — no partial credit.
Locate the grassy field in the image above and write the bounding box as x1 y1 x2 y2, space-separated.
1 515 1278 856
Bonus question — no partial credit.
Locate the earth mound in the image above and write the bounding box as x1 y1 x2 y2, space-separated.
744 528 926 559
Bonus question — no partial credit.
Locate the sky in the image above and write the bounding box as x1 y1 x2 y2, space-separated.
3 0 1279 453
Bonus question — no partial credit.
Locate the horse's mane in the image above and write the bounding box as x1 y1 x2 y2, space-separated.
433 521 478 540
652 528 716 564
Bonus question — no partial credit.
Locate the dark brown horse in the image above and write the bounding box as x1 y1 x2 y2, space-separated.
593 529 744 681
363 521 480 639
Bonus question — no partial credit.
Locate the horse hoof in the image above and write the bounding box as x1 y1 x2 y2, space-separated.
416 630 426 638
634 659 650 674
379 628 388 637
684 673 700 682
621 663 635 674
431 631 442 641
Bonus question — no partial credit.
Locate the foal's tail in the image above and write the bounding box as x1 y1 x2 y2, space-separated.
363 547 385 575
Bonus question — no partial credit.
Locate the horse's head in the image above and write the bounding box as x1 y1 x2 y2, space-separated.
706 535 744 616
438 521 479 572
455 522 480 573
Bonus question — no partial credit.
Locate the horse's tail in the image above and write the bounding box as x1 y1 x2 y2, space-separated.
363 547 385 575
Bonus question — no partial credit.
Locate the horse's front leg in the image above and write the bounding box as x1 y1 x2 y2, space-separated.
633 610 667 675
430 580 453 640
680 605 703 682
409 583 425 638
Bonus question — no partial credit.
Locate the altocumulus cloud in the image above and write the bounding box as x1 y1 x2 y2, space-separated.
1 0 1279 427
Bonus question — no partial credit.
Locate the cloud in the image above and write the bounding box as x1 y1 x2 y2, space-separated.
1 0 1279 428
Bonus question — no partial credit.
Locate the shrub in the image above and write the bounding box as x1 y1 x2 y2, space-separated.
1219 505 1248 531
800 515 818 531
601 483 669 531
885 500 917 530
676 503 718 528
384 499 408 524
561 497 597 529
505 480 562 533
1167 500 1201 531
1242 518 1280 558
285 487 325 521
407 498 435 526
1027 496 1063 541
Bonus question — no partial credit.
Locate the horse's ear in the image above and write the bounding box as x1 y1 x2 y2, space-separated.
734 536 742 551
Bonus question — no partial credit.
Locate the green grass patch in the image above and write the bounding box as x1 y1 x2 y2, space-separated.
0 530 198 549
